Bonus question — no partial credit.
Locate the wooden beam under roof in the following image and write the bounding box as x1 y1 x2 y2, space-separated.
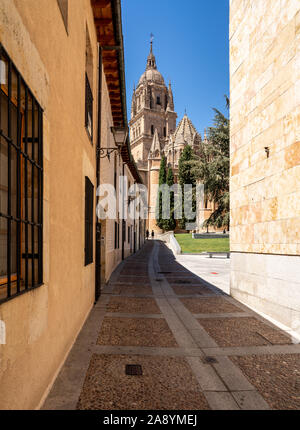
103 66 118 73
91 0 143 184
91 0 110 7
94 18 113 26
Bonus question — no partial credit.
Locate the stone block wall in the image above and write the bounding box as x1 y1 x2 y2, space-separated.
230 0 300 328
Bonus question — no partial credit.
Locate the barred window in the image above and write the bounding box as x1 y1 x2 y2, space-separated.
84 177 94 266
114 222 119 250
0 45 43 304
114 153 117 190
85 74 93 141
122 220 126 244
118 223 119 249
114 222 117 249
85 26 93 142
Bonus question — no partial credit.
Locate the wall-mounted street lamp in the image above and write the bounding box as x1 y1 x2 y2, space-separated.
98 126 128 159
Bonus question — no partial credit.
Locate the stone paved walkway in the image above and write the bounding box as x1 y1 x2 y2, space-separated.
43 241 300 410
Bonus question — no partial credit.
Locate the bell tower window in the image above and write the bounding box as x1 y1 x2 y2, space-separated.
151 125 154 135
156 96 161 105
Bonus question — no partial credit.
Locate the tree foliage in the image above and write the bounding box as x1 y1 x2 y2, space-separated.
156 155 167 230
178 145 196 230
191 102 230 229
163 167 176 231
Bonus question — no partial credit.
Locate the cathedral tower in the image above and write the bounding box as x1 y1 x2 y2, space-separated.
130 41 204 233
129 41 177 188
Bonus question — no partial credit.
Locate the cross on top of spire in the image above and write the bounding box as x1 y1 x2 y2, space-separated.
146 34 157 70
150 33 154 51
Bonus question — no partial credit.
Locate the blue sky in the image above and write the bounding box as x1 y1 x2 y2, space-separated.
122 0 229 136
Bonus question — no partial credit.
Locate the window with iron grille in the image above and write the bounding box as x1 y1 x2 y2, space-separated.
0 45 43 304
117 223 119 249
114 222 120 250
114 222 118 249
85 74 93 141
84 177 94 266
122 220 126 244
114 153 117 190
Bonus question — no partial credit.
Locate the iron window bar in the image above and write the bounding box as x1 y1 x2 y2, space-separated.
84 177 94 266
85 73 93 142
0 44 43 304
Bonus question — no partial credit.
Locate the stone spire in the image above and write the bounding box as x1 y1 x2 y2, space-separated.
173 114 198 145
167 81 174 112
149 128 162 159
146 37 157 70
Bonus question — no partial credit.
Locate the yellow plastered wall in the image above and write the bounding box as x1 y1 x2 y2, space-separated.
0 0 98 409
99 83 143 281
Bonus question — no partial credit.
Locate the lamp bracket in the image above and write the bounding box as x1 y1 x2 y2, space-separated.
97 147 120 159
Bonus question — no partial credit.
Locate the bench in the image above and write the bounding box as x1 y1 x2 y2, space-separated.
207 252 230 259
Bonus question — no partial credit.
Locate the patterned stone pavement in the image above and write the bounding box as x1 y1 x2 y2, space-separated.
43 241 300 410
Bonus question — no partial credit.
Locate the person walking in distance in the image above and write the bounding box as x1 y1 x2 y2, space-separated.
146 229 149 240
151 230 155 240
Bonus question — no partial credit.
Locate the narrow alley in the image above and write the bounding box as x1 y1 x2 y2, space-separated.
43 241 300 410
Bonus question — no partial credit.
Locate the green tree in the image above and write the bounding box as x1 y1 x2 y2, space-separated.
191 101 230 230
178 145 196 230
163 167 176 231
155 155 167 230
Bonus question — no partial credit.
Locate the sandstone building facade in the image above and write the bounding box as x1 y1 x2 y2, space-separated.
230 0 300 329
0 0 143 409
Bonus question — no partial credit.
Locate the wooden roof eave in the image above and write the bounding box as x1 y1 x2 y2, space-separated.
92 0 143 184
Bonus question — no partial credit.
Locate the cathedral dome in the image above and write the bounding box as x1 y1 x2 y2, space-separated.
138 68 165 86
138 41 165 86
